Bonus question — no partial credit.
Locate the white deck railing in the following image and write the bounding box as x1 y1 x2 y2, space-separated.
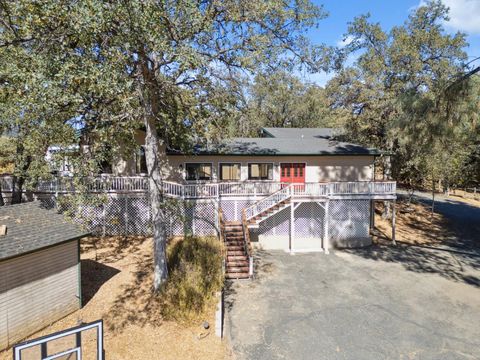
0 176 396 199
244 185 292 220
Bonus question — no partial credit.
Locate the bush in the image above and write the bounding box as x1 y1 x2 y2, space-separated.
159 236 224 323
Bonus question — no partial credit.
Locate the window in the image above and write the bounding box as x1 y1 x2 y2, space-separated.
248 163 273 180
135 146 148 174
219 163 241 181
185 163 212 181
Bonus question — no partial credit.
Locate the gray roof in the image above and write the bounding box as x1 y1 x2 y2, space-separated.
180 137 380 156
0 202 89 261
261 127 334 139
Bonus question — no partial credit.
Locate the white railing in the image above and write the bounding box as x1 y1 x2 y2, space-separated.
0 176 396 199
292 183 329 197
244 185 292 220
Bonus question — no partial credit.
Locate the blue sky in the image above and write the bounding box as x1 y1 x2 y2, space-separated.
300 0 480 86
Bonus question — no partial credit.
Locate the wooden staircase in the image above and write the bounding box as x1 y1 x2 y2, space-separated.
223 221 251 280
247 199 291 227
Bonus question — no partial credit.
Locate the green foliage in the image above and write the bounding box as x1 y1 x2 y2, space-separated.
326 0 478 189
159 236 224 323
0 137 15 174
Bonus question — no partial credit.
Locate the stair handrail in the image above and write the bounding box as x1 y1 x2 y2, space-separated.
242 210 254 277
218 207 226 275
244 184 292 220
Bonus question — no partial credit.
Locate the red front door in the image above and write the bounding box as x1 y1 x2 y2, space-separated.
280 163 306 184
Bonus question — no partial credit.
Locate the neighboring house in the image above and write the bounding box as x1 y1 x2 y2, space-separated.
0 202 89 350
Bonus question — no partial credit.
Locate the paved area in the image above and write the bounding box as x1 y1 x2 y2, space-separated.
226 248 480 359
398 190 480 251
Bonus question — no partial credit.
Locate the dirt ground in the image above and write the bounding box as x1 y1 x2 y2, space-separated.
373 200 455 246
0 236 231 360
449 191 480 207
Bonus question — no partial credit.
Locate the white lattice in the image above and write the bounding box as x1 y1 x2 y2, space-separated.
329 200 370 241
220 200 236 221
127 196 151 235
192 200 217 236
258 205 290 236
294 203 324 239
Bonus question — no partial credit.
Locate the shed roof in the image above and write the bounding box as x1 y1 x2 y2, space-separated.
0 202 89 261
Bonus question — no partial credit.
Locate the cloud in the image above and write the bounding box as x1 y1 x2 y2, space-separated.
443 0 480 34
336 35 355 48
415 0 480 34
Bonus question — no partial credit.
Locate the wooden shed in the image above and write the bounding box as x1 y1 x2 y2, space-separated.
0 201 89 350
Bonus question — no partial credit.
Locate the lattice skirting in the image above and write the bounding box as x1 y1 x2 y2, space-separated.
17 193 219 237
329 199 371 246
1 192 372 243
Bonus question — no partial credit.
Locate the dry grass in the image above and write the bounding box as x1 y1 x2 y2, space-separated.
0 236 231 360
448 191 480 207
374 200 454 246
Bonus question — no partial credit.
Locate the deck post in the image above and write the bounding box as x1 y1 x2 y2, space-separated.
370 199 375 231
290 201 294 253
391 200 396 245
324 199 330 254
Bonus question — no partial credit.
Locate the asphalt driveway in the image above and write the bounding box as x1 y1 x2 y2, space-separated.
226 248 480 360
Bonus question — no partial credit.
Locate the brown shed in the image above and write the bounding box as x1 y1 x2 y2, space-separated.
0 201 89 350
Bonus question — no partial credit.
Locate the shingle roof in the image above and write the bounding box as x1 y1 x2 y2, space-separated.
173 137 380 156
0 202 89 261
261 127 334 139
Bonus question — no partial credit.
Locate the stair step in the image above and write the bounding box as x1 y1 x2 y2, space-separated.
225 233 244 237
225 241 245 246
225 273 250 280
226 245 244 250
227 260 249 266
227 254 248 260
227 250 245 256
226 266 249 273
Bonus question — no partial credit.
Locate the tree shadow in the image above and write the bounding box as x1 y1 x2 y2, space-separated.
81 235 149 263
81 259 120 306
103 236 223 333
344 242 480 288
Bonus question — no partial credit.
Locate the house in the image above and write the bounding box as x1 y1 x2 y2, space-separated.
0 127 396 280
0 202 89 350
110 128 396 263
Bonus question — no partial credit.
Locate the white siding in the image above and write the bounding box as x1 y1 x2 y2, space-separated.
163 155 375 183
0 241 80 350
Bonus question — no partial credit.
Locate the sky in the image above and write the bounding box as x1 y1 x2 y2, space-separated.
299 0 480 86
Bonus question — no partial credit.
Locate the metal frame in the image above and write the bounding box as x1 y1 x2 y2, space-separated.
13 320 104 360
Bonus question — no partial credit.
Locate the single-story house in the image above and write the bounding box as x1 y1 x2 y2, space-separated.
0 202 89 350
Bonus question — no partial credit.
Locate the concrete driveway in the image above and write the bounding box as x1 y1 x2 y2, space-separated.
225 247 480 360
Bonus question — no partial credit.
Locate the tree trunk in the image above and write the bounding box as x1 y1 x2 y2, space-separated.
382 155 392 219
144 114 169 291
11 175 25 204
431 179 435 215
0 182 4 206
139 51 169 291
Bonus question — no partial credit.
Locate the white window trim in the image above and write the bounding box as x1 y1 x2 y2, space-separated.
218 162 242 182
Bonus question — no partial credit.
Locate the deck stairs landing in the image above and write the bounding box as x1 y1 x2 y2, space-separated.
224 221 250 280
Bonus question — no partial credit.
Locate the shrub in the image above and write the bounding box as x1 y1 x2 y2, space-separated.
159 236 224 323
